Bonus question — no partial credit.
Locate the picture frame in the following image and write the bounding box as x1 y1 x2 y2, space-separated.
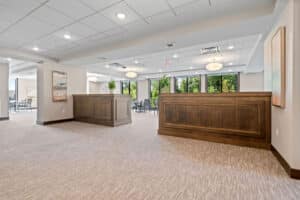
271 26 286 108
52 71 67 102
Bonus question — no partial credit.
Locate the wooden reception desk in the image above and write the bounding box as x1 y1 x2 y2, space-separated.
73 94 131 127
158 92 272 149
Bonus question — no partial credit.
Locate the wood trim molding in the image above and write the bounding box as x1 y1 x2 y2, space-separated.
0 117 9 121
271 145 300 179
36 118 74 125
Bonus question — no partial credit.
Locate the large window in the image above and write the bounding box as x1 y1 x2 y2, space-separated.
206 73 239 93
121 80 130 95
121 80 137 100
175 76 201 93
150 79 160 106
175 77 187 93
150 76 171 106
130 81 137 100
188 76 201 93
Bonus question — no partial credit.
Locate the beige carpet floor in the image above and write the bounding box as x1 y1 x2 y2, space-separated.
0 112 300 200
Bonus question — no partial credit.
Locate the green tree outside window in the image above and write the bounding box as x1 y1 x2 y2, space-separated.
207 74 238 93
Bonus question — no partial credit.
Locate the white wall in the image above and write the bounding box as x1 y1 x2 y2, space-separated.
0 63 9 119
37 63 87 123
88 81 101 94
240 72 264 92
291 0 300 169
137 80 149 101
264 0 300 169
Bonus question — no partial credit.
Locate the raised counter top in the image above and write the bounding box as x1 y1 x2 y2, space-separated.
158 92 272 149
73 94 131 127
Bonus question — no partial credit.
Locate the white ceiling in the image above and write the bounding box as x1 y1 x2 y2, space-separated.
0 0 282 78
87 34 262 79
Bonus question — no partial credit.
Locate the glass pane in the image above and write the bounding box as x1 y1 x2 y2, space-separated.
130 81 137 100
122 81 130 95
175 77 187 93
207 75 222 93
159 76 170 93
222 74 238 92
150 79 159 107
188 76 200 93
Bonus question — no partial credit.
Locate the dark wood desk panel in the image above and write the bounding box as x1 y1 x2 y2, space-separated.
73 94 131 127
158 92 272 149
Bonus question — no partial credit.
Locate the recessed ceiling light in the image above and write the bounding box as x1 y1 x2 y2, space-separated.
64 34 71 40
159 69 162 72
228 62 233 66
134 60 139 64
126 71 137 78
228 45 234 50
105 64 110 68
117 13 126 20
32 46 39 51
6 58 12 62
206 62 223 71
172 54 178 59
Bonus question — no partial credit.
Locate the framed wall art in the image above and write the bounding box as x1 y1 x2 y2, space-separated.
52 71 67 102
271 26 286 108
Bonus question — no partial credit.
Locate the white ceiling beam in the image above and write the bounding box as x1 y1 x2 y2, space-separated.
0 48 58 64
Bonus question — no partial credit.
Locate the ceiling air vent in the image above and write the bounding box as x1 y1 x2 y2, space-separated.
200 46 220 55
109 63 127 69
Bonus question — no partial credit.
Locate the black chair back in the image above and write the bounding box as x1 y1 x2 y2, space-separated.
144 99 151 111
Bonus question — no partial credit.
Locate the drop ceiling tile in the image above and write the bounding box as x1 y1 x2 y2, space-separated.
35 35 69 50
46 0 95 20
0 16 58 47
167 0 199 8
174 0 210 16
144 11 175 29
125 0 170 18
81 13 118 33
64 22 97 38
79 0 121 11
122 20 150 35
101 1 140 25
0 0 43 14
103 27 125 37
31 5 74 28
86 32 108 41
0 6 24 25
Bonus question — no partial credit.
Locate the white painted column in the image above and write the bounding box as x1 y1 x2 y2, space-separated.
170 77 175 93
201 74 206 93
137 79 149 101
0 63 9 120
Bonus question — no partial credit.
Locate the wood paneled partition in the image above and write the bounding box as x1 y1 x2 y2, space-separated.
73 94 131 127
158 92 272 149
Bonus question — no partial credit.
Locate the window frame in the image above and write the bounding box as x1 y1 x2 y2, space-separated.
174 75 201 93
205 72 240 93
121 80 138 100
